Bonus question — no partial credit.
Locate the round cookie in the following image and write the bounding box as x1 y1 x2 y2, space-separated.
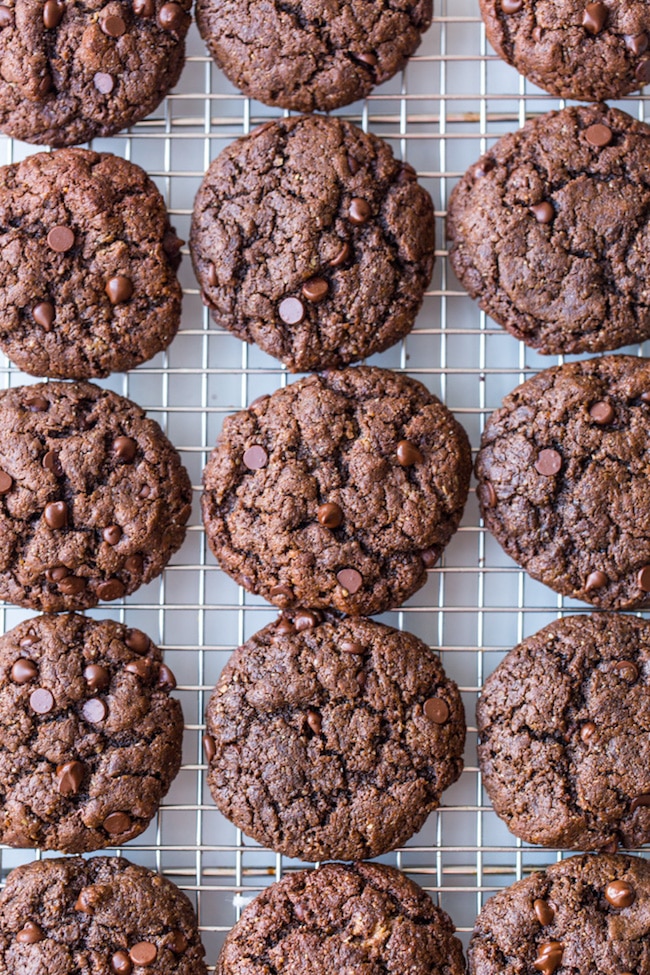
478 613 650 851
469 853 650 975
202 366 471 616
217 861 466 975
0 0 192 147
0 380 192 613
0 149 183 379
480 0 650 102
475 355 650 610
190 115 436 372
205 613 465 862
0 613 182 853
0 856 207 973
195 0 432 113
448 104 650 355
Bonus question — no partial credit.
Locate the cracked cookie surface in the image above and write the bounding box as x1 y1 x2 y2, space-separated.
205 614 465 862
478 613 650 851
447 104 650 354
0 613 182 853
0 380 192 612
0 149 183 379
0 855 207 974
0 0 191 147
480 0 650 102
201 366 471 617
476 355 650 610
190 115 435 372
217 861 466 975
195 0 432 113
470 853 650 975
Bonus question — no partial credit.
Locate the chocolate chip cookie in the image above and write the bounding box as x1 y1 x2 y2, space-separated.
217 861 466 975
202 366 471 616
205 613 465 861
476 355 650 610
0 613 182 852
0 381 192 613
448 104 650 354
0 0 191 147
0 855 207 973
469 853 650 975
190 115 436 373
480 0 650 102
0 149 183 379
478 613 650 851
195 0 432 113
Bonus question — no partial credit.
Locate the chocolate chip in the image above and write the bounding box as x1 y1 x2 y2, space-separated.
396 439 424 466
105 275 133 304
203 733 216 763
113 436 137 462
625 32 649 55
585 123 613 148
317 502 343 529
125 628 150 654
278 296 305 325
243 445 268 470
138 484 151 498
36 73 53 95
158 1 183 28
158 664 176 690
349 198 372 225
207 263 218 287
580 721 597 741
630 792 650 812
501 0 522 10
271 585 294 602
306 709 322 734
11 658 38 683
102 12 126 35
336 568 363 594
302 277 329 303
274 616 295 635
638 565 650 591
636 57 650 83
96 578 126 601
423 697 450 724
356 51 377 66
93 72 114 94
347 155 361 175
103 525 122 545
603 879 635 908
82 697 108 723
589 400 614 424
612 660 638 682
133 0 154 14
43 500 68 529
329 240 352 267
30 688 54 714
47 225 74 252
473 159 494 179
535 448 562 476
421 548 438 568
0 5 13 26
42 450 62 476
533 942 563 975
585 569 607 591
84 664 110 692
33 301 55 329
533 899 555 926
25 395 48 412
0 469 12 493
58 576 86 596
167 932 188 954
57 760 84 796
582 2 607 33
341 640 364 654
530 202 554 224
16 921 44 944
46 566 68 583
19 633 36 647
111 951 133 975
74 889 96 914
483 481 497 508
294 610 320 631
43 0 63 26
130 943 157 966
103 811 132 834
125 554 144 574
125 658 151 679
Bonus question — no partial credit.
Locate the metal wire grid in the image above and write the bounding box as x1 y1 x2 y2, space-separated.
1 1 650 968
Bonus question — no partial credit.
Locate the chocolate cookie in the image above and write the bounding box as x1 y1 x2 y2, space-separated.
190 115 436 373
195 0 432 113
469 853 650 975
205 614 465 862
0 0 191 147
217 861 466 975
475 355 650 610
202 367 471 616
0 856 207 973
0 613 182 853
478 613 650 851
0 380 192 613
480 0 650 102
447 104 650 354
0 149 183 379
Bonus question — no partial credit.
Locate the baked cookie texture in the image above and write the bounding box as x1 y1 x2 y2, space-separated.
478 613 650 851
217 861 466 975
195 0 432 113
0 149 183 379
469 853 650 975
190 115 436 372
0 381 192 612
448 104 650 355
0 613 182 853
205 614 465 862
0 0 192 147
202 366 471 617
0 856 207 974
480 0 650 102
476 355 650 610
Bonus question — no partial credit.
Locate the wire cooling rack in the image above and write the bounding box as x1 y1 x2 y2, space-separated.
1 1 650 969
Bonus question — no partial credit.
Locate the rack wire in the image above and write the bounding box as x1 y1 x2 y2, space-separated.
1 1 650 968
